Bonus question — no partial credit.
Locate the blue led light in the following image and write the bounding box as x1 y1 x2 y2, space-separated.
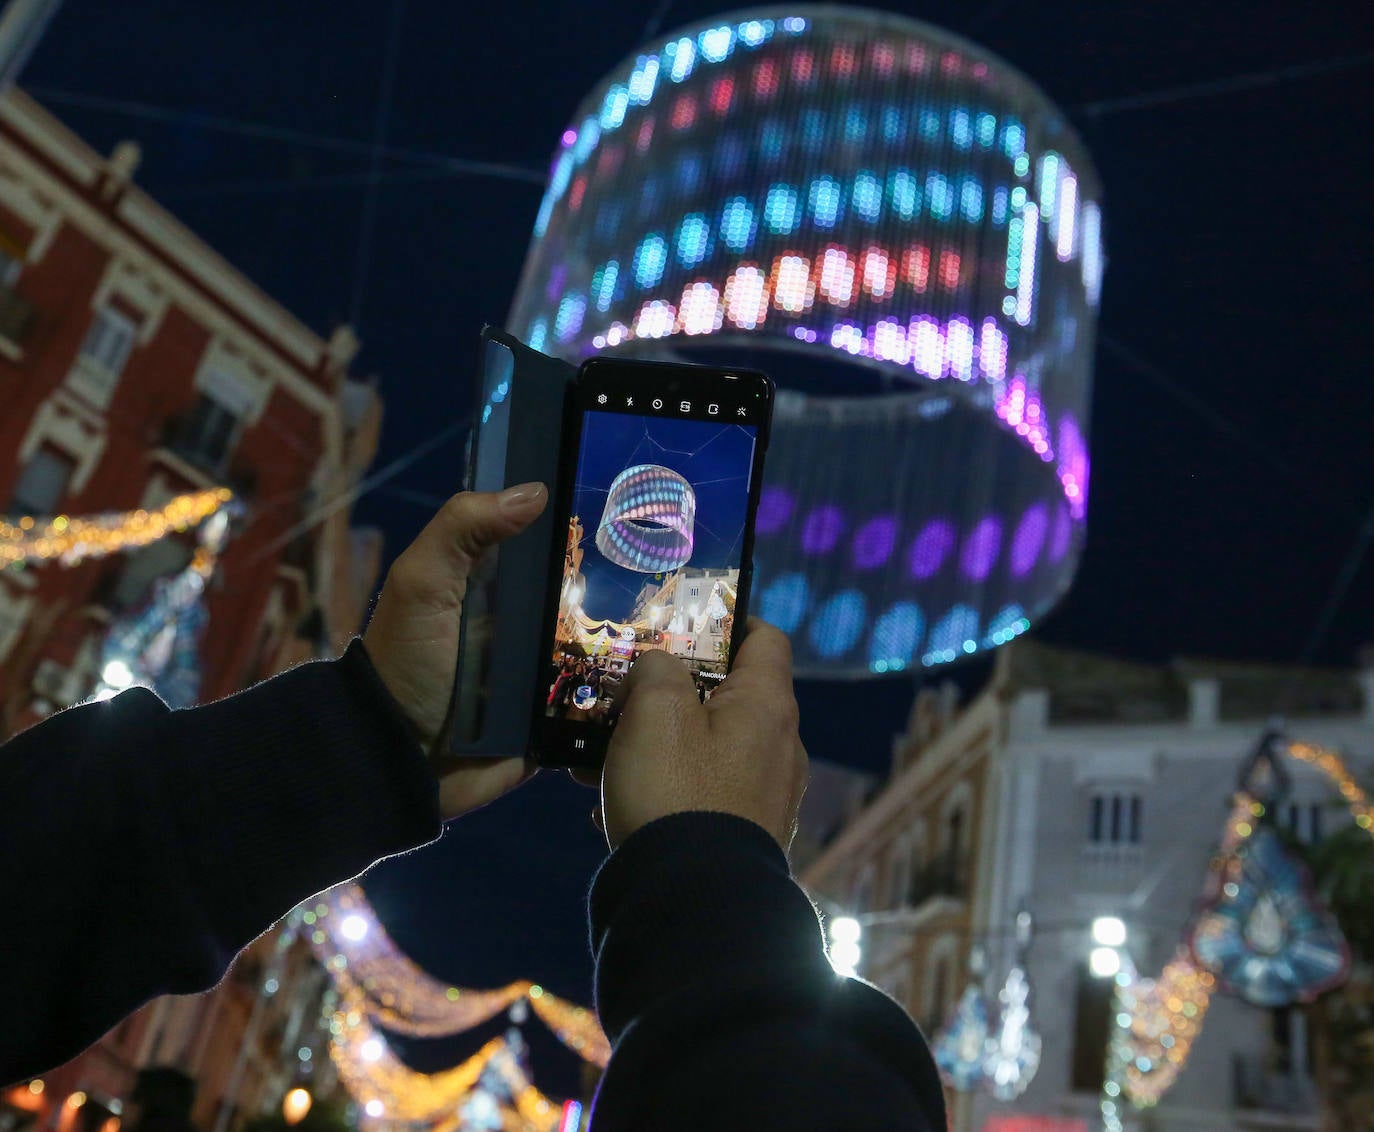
927 172 953 221
852 171 882 222
699 25 734 62
800 108 826 152
960 178 984 222
533 193 555 238
809 590 867 658
592 260 619 312
781 16 807 33
633 234 669 288
927 604 980 661
760 573 811 633
888 169 919 219
984 605 1029 646
1002 120 1025 158
738 19 770 47
628 55 660 106
977 112 997 147
845 104 868 143
869 602 924 670
764 184 800 233
809 177 843 228
676 214 712 266
549 152 574 200
881 105 905 142
992 186 1009 225
720 197 757 251
950 108 973 149
600 85 630 130
919 108 941 139
666 37 696 82
760 120 786 162
573 117 600 163
676 153 702 194
554 293 586 342
526 318 547 353
1014 152 1030 178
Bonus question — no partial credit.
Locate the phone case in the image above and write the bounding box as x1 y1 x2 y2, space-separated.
437 326 577 761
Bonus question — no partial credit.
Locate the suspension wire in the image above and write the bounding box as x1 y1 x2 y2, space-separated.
1076 49 1374 119
348 0 407 330
26 84 546 184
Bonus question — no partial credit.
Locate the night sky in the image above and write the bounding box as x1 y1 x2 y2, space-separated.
24 0 1374 1096
572 411 756 622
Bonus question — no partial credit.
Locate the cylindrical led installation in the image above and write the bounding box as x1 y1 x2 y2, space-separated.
511 6 1101 676
596 463 697 573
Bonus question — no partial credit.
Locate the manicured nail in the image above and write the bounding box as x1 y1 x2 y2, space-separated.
499 482 546 510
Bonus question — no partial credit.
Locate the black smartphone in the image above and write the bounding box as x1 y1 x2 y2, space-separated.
532 357 774 767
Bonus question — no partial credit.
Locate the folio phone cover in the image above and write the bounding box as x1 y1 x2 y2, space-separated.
439 326 576 760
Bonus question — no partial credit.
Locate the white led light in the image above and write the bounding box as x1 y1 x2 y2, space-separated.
1092 916 1127 947
1090 946 1122 978
340 914 369 942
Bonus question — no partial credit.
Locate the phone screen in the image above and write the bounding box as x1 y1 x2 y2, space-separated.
536 359 771 762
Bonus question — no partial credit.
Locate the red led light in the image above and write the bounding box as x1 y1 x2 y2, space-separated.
636 117 654 154
710 77 735 115
817 245 856 306
568 177 586 212
904 43 927 72
941 51 961 76
671 95 696 131
903 245 930 291
869 43 896 74
830 43 857 77
862 247 895 299
938 250 962 289
791 49 814 84
752 59 779 99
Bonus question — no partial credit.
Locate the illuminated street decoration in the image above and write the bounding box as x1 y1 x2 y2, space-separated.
511 7 1101 675
595 463 696 572
933 983 990 1091
984 912 1041 1101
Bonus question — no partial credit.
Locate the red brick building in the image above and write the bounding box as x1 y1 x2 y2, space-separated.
0 87 383 1124
0 89 386 727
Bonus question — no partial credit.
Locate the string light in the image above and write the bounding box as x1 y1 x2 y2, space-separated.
0 489 232 567
1287 740 1374 836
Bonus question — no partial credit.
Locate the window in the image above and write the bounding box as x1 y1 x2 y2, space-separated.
175 392 241 471
1071 965 1114 1091
9 446 75 517
1089 791 1142 845
79 307 137 379
1282 802 1324 845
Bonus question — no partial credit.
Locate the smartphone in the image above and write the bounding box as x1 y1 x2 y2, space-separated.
532 357 774 767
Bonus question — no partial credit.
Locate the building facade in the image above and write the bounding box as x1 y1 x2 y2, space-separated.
801 640 1374 1132
0 86 382 1125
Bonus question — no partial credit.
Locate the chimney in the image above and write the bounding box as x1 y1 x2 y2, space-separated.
1188 677 1220 728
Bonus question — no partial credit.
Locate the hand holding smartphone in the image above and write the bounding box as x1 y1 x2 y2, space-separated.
532 358 773 768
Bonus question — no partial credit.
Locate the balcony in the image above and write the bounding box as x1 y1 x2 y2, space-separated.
0 283 37 359
909 850 965 907
1076 842 1145 893
152 414 256 498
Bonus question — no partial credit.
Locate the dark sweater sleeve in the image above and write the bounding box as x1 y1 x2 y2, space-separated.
0 640 441 1084
587 812 946 1131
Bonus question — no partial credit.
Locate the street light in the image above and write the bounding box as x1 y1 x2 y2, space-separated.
339 914 368 942
281 1089 312 1126
1089 946 1122 978
828 916 862 976
1092 916 1127 948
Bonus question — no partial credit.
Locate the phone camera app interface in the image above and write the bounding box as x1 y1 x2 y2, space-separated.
547 408 758 729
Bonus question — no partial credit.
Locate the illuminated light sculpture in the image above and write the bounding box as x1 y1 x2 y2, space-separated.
933 983 991 1091
595 464 696 573
983 911 1041 1101
510 7 1101 674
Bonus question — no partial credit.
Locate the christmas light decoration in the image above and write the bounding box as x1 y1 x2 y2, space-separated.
595 464 696 573
307 885 610 1064
511 7 1101 677
92 505 235 707
1287 740 1374 837
933 983 990 1090
0 489 232 567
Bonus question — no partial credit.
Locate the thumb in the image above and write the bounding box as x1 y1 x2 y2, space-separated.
391 483 547 609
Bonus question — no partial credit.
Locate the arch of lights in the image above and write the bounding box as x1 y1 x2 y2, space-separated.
509 6 1101 676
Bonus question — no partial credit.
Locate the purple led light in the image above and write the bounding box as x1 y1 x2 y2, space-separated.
1010 504 1048 577
1049 503 1073 562
801 505 845 554
852 515 898 570
562 128 578 147
756 486 794 534
960 515 1003 580
909 519 956 579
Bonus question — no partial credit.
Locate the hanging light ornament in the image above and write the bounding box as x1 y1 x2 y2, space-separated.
983 910 1042 1101
933 947 991 1091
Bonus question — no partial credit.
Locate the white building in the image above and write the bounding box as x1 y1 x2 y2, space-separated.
801 640 1374 1132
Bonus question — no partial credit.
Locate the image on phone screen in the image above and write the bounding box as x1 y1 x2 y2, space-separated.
545 404 760 732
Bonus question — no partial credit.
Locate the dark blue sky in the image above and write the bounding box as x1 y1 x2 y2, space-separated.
23 0 1374 1098
572 411 756 622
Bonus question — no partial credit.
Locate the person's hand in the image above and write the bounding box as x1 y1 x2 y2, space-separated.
593 620 808 853
363 483 547 820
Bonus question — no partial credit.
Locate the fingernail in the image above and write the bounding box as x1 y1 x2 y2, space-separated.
499 482 545 510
